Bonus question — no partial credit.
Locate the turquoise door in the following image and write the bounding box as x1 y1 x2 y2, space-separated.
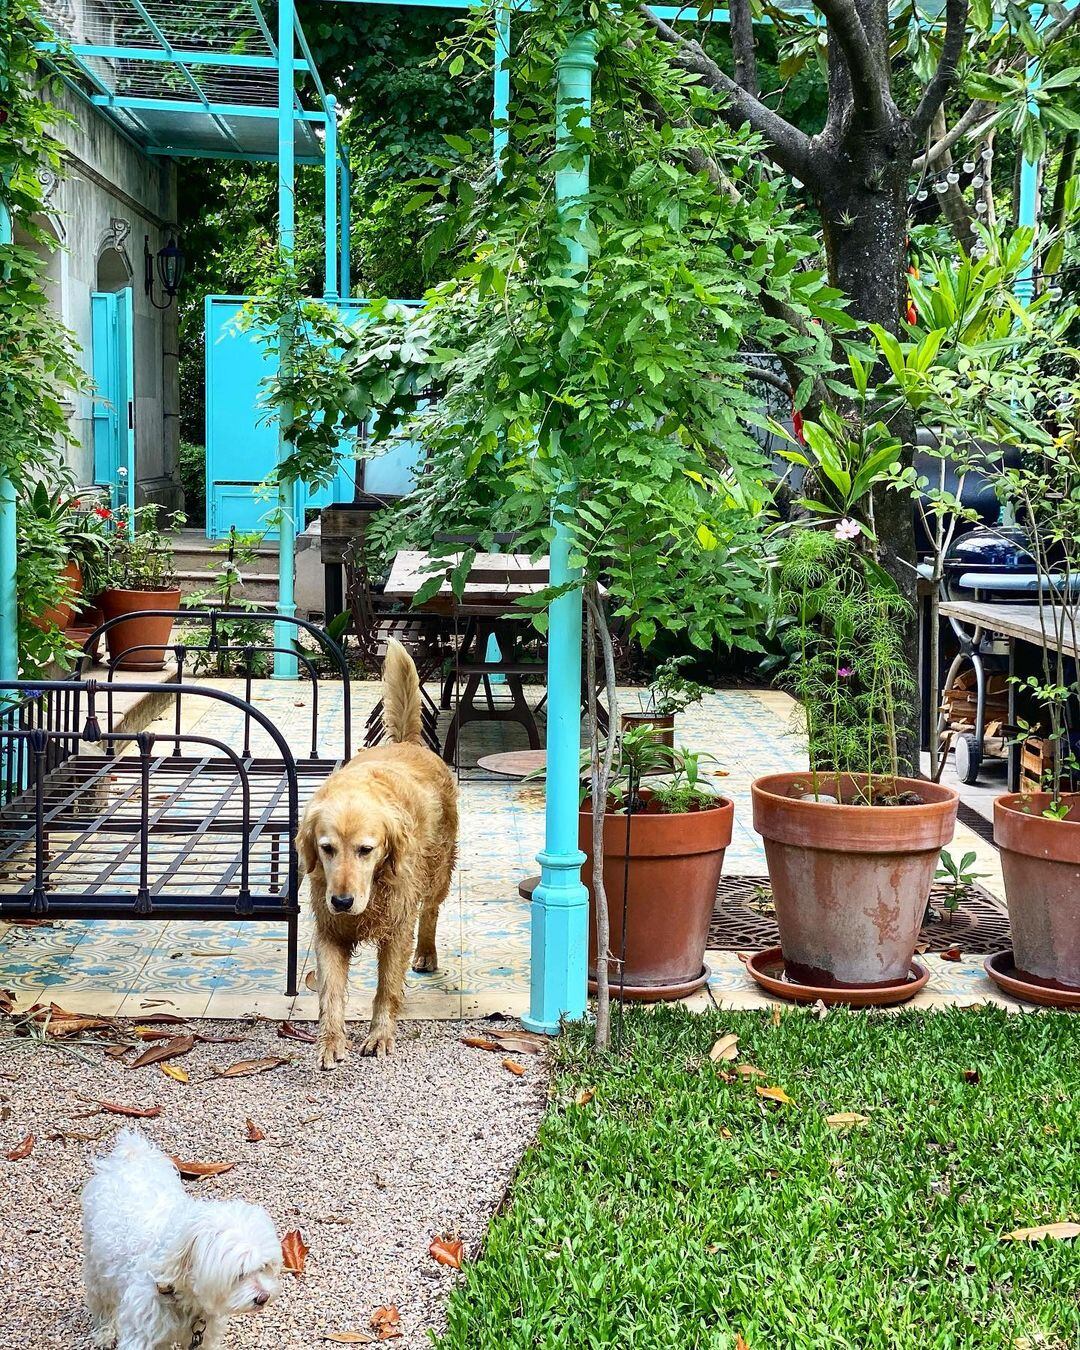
91 287 136 521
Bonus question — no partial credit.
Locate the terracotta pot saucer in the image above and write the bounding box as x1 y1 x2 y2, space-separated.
745 946 930 1008
587 964 710 1003
984 951 1080 1010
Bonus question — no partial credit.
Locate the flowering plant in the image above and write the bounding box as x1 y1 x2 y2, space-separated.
96 503 184 592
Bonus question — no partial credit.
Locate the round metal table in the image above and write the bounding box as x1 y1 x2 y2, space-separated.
476 749 547 779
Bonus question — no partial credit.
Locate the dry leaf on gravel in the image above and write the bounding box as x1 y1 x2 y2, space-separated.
171 1158 236 1180
460 1036 499 1051
160 1064 189 1084
429 1235 464 1269
826 1112 870 1129
91 1098 162 1118
5 1133 34 1160
46 1126 109 1143
1003 1222 1080 1242
488 1032 546 1055
132 1012 186 1025
211 1056 289 1078
709 1034 739 1063
735 1065 766 1079
574 1087 595 1106
195 1033 248 1045
0 989 14 1015
304 971 318 992
756 1085 794 1106
323 1335 376 1345
28 1005 115 1039
281 1229 310 1275
370 1305 403 1340
130 1035 195 1069
278 1021 316 1043
502 1058 526 1077
244 1118 265 1142
941 946 963 962
134 1027 176 1041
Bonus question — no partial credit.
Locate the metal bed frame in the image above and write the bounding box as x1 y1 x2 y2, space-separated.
0 610 352 996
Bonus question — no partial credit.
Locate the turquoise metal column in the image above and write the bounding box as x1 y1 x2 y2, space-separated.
339 155 351 299
1015 55 1042 309
493 3 511 172
0 198 17 682
323 95 339 300
523 27 596 1035
274 0 298 678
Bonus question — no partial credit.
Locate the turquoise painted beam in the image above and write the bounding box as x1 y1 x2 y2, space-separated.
324 95 339 299
275 0 299 680
523 28 596 1036
494 2 511 172
340 155 352 299
89 95 326 121
36 43 306 69
0 199 17 683
145 146 323 163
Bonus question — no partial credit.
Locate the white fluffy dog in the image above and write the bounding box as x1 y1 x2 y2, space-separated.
82 1129 281 1349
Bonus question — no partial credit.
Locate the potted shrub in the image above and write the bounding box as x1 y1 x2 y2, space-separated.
97 503 185 670
752 424 958 992
621 654 709 748
581 727 733 1000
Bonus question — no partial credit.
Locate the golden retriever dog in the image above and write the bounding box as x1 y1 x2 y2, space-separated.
297 639 457 1068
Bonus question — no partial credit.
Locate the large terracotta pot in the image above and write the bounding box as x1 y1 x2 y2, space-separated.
994 793 1080 990
32 561 82 632
581 789 734 1001
99 588 182 670
752 773 959 987
619 711 675 749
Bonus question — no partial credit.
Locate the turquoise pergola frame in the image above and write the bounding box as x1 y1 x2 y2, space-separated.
14 0 1060 1038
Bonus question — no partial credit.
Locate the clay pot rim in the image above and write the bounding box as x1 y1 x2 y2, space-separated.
752 772 959 813
995 791 1080 825
579 791 734 820
994 791 1080 864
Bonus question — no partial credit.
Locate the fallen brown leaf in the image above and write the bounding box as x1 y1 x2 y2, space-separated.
211 1056 289 1078
32 1005 115 1039
756 1085 794 1106
134 1027 175 1041
131 1012 186 1025
502 1058 526 1077
826 1112 870 1129
735 1064 766 1079
709 1034 739 1063
245 1118 265 1143
770 1006 781 1028
278 1021 317 1044
46 1127 109 1144
92 1098 162 1118
736 1336 752 1350
304 971 318 992
963 1069 980 1084
172 1158 236 1180
429 1235 464 1269
574 1087 595 1106
0 989 14 1015
369 1305 402 1341
460 1035 499 1051
1003 1221 1080 1242
323 1335 376 1345
160 1064 189 1084
941 945 963 962
489 1032 547 1055
5 1133 34 1160
130 1034 195 1069
281 1228 310 1275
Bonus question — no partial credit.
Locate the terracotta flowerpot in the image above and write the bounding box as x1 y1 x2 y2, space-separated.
581 788 734 1000
32 561 82 632
99 588 182 670
619 711 675 749
752 773 958 987
994 793 1080 991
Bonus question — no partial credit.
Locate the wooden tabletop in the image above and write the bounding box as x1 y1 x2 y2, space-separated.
477 750 548 779
384 550 548 604
939 602 1080 657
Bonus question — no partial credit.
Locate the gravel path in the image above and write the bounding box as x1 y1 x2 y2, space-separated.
0 1018 548 1349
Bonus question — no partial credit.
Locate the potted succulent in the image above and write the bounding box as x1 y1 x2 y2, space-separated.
621 654 709 748
580 726 733 1001
988 443 1080 996
752 415 958 993
97 503 185 669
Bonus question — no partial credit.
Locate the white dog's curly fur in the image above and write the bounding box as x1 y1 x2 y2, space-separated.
82 1129 281 1350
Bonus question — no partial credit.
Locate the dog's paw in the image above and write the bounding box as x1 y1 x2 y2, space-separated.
360 1024 396 1058
411 946 438 973
317 1031 350 1071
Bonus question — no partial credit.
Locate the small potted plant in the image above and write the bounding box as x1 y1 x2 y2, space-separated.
97 503 185 669
621 654 709 748
580 725 734 1001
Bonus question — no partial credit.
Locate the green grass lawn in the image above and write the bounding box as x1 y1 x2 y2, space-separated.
438 1006 1080 1350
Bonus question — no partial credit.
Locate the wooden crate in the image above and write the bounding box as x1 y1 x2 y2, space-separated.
940 668 1008 731
1021 737 1058 794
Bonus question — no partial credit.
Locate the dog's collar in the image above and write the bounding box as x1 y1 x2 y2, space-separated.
156 1286 206 1349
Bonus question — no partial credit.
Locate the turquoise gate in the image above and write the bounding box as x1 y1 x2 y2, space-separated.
204 295 424 538
91 287 136 521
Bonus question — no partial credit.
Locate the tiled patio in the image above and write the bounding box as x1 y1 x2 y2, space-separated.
0 678 1017 1021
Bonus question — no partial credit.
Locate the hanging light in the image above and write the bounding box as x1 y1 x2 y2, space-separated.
935 181 949 193
144 234 185 310
916 188 928 201
976 200 988 213
963 160 975 174
972 175 985 189
946 170 960 185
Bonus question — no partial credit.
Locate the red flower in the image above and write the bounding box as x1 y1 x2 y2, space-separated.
93 506 112 520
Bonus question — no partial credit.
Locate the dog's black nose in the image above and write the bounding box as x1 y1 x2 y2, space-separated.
253 1292 270 1307
330 893 353 912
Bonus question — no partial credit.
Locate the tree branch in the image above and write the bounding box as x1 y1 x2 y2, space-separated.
638 5 815 182
728 0 759 99
909 0 970 142
814 0 897 128
914 99 989 171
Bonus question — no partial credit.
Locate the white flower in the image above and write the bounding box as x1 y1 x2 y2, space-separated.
833 517 861 542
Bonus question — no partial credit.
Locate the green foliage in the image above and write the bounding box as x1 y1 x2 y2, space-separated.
183 526 273 676
177 439 206 524
438 1004 1080 1350
96 504 184 592
641 654 710 718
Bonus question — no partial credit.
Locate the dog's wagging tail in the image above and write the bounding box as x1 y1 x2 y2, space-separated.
382 636 423 744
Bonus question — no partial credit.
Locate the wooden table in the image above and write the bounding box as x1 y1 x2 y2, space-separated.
384 551 549 609
938 602 1078 790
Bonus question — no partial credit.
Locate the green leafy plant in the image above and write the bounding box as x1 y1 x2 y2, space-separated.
96 505 184 592
933 848 987 923
182 525 273 676
638 655 709 719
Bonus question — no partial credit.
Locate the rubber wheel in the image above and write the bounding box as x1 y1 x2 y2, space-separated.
954 732 983 786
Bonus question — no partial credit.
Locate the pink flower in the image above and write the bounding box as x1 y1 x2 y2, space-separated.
837 666 854 679
833 517 860 542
